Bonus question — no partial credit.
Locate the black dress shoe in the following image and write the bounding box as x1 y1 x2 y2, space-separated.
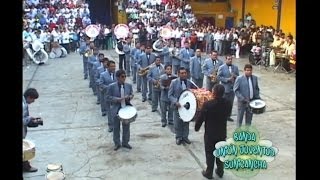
114 144 121 151
152 109 157 112
202 170 213 179
108 128 113 132
148 98 152 101
183 138 191 144
102 113 106 116
142 99 146 102
227 117 234 122
122 144 132 149
168 122 174 125
215 169 224 178
23 166 38 173
161 123 167 127
176 139 182 145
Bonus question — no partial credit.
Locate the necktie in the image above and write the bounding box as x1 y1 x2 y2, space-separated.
182 80 187 90
248 77 253 99
213 60 216 66
120 84 126 108
228 66 232 73
110 73 113 81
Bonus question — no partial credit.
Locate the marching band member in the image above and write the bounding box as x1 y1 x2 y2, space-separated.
190 49 204 88
160 65 177 127
99 60 117 132
123 38 132 76
130 42 140 84
179 41 194 79
234 64 261 127
217 55 240 122
169 67 197 145
117 38 126 70
202 50 224 92
137 46 156 102
134 44 145 92
107 69 134 151
79 37 90 79
93 53 105 105
147 56 165 112
171 41 181 75
160 40 172 66
88 47 99 96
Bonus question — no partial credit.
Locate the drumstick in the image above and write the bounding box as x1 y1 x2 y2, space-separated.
189 80 199 89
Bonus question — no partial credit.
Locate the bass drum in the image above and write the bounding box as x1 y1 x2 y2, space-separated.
178 89 214 122
33 49 49 64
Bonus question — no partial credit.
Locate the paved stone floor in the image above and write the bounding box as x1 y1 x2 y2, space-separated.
23 50 295 180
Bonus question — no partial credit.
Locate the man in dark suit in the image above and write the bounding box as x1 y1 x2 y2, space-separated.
106 70 134 151
234 64 261 127
23 88 41 172
195 84 232 179
217 55 240 122
169 67 197 145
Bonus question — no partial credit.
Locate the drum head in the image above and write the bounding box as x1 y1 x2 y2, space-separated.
118 106 137 119
23 139 35 151
46 171 65 180
178 90 197 122
249 99 266 109
49 52 56 59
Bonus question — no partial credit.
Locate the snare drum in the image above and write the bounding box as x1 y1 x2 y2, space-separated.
178 89 214 122
23 139 36 161
249 99 266 114
47 163 63 172
118 106 137 124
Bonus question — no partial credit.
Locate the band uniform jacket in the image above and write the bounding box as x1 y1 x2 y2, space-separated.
190 56 204 80
202 58 224 77
95 63 105 84
147 64 165 91
195 97 232 140
179 48 194 69
99 69 117 92
171 47 180 66
168 78 198 107
130 47 138 67
217 64 240 93
160 46 171 65
233 75 260 103
106 82 133 118
137 53 156 70
160 74 177 102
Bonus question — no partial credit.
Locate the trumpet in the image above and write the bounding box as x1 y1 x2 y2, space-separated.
154 80 160 88
210 68 219 83
138 63 156 76
84 49 93 57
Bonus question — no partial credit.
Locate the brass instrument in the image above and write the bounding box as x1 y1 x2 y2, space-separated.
210 67 219 83
138 62 156 76
84 49 93 57
154 80 160 88
170 47 183 61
